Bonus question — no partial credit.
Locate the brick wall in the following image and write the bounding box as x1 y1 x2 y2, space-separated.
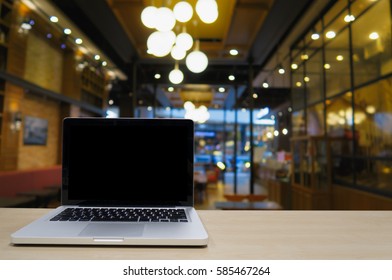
18 93 61 170
24 33 64 93
14 30 64 170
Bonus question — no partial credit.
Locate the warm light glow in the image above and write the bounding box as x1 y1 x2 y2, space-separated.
186 50 208 73
369 32 379 40
94 54 100 60
184 102 210 123
266 132 273 139
169 66 184 84
155 7 176 32
154 73 161 79
184 101 195 110
228 75 235 81
244 162 251 169
168 87 174 92
324 63 331 69
171 45 186 60
230 49 239 56
301 53 309 60
291 63 298 70
166 106 171 111
326 31 336 39
173 1 193 23
304 76 310 82
196 0 218 24
50 16 58 23
263 82 269 88
274 130 279 137
141 6 157 29
311 33 320 40
218 87 225 93
64 28 72 35
216 162 226 170
366 105 376 114
282 128 288 135
278 67 285 74
344 14 355 22
336 55 344 61
176 32 193 51
108 99 114 105
253 93 258 99
296 82 302 87
147 106 153 111
102 61 107 67
147 31 175 57
75 38 83 45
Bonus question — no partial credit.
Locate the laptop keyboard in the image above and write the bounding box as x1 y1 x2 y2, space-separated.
50 208 188 222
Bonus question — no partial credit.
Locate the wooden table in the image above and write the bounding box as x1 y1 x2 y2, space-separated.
1 208 392 259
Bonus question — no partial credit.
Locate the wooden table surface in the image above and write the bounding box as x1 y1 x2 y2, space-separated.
1 208 392 260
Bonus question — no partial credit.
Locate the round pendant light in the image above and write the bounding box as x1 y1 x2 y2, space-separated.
141 6 157 29
173 1 193 23
155 7 176 32
171 45 186 60
176 32 193 51
186 40 208 73
147 31 175 57
169 63 184 84
196 0 218 24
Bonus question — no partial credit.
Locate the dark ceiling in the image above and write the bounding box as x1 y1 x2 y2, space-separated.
50 0 314 110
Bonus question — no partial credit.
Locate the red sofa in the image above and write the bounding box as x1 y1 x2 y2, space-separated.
0 165 61 197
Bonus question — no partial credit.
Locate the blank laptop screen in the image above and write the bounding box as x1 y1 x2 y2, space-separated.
62 118 194 206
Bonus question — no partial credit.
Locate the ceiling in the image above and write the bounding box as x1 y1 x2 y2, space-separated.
48 0 316 111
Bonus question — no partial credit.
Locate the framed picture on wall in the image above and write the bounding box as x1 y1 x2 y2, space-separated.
23 116 48 145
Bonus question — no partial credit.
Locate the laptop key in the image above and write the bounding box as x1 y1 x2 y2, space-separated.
51 208 188 223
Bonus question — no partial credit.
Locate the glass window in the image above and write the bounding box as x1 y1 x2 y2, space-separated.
291 63 305 111
307 102 325 136
292 110 305 136
354 77 392 158
325 28 351 97
326 92 353 137
305 20 323 49
355 158 392 195
352 0 392 86
351 0 376 19
324 0 348 27
326 92 354 186
306 50 324 105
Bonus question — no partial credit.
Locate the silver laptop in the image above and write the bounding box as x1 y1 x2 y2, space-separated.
11 118 208 246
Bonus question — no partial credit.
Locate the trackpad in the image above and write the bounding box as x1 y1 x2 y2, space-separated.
78 223 144 237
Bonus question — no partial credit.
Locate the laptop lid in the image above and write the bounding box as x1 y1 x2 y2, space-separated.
61 118 194 207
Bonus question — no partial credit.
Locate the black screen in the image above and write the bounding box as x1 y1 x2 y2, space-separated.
62 118 194 206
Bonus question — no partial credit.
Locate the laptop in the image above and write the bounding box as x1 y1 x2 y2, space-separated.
11 118 208 246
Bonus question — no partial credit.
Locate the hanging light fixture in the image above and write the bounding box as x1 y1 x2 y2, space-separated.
176 27 193 51
186 40 208 73
196 0 218 24
169 62 184 84
173 1 193 23
155 7 176 32
147 31 176 57
278 64 285 74
171 45 186 60
141 6 158 29
141 1 218 72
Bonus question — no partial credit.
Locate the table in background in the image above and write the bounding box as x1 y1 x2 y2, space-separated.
1 208 392 259
214 201 282 210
